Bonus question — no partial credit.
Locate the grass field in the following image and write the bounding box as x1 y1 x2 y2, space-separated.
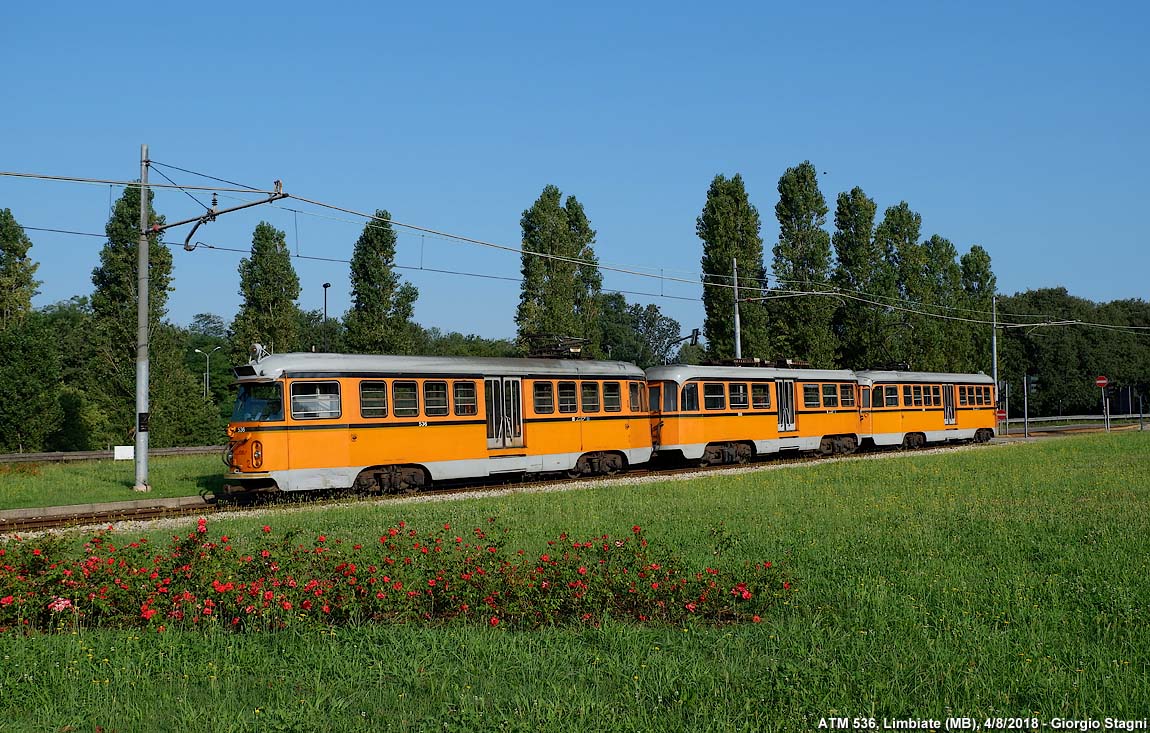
0 454 223 509
1 433 1148 732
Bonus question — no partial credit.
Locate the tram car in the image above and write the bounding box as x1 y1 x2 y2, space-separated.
644 364 996 464
224 352 653 493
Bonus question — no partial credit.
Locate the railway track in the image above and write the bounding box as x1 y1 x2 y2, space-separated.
0 438 1010 535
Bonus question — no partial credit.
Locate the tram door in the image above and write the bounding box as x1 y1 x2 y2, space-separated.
943 383 956 425
485 377 525 449
858 386 873 438
777 380 796 432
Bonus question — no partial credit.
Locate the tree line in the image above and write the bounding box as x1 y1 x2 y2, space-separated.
0 163 1146 451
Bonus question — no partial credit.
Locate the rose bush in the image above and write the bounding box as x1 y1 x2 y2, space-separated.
0 519 792 634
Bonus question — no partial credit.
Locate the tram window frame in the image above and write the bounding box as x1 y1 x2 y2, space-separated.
454 381 478 416
290 381 341 420
752 383 771 409
860 387 871 409
840 384 855 407
822 384 839 408
534 381 555 414
681 383 699 412
885 386 900 407
558 382 577 414
913 385 924 407
648 384 662 413
902 385 912 406
604 382 622 412
359 381 388 419
581 382 600 413
984 386 992 404
803 384 821 408
977 388 987 406
730 383 749 410
932 385 941 406
424 381 449 417
629 382 643 412
703 383 726 411
663 382 678 412
393 381 419 418
958 386 967 405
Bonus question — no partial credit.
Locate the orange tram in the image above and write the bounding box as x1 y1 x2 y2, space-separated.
224 352 997 494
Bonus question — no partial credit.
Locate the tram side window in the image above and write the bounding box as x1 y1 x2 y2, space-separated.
822 384 839 408
932 385 941 406
664 383 678 413
885 386 900 407
903 385 912 406
860 387 871 409
604 382 622 412
958 387 967 405
681 383 699 412
534 382 555 414
454 381 478 416
840 384 856 407
558 382 577 413
393 381 419 417
291 381 341 420
424 381 449 417
803 384 821 408
984 386 992 404
913 385 924 407
730 383 749 410
581 382 600 413
648 384 662 413
629 382 643 412
752 383 770 409
704 383 725 411
360 381 388 418
977 388 987 406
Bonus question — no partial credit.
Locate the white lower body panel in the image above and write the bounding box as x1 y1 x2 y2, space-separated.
246 447 654 492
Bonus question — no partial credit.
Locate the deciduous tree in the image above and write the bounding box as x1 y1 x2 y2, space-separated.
0 208 40 327
344 211 419 355
231 222 302 363
698 173 768 360
516 185 602 355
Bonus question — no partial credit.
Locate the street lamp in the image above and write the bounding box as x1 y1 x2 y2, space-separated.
322 282 331 352
194 346 222 399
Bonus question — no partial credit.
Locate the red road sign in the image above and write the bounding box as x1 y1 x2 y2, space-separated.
1095 376 1109 388
996 409 1007 420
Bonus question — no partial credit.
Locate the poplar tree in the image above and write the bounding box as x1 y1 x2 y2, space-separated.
960 245 997 373
873 202 923 367
697 173 769 360
87 187 215 448
0 208 40 327
231 222 302 363
515 185 602 355
769 162 836 367
919 234 963 371
830 187 886 368
344 210 419 355
89 186 173 443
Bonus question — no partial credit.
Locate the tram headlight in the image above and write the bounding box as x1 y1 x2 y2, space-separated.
252 441 263 469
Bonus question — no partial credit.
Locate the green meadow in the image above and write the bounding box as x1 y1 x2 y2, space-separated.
1 433 1147 732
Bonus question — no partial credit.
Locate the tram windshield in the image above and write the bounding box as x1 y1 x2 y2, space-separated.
232 383 284 422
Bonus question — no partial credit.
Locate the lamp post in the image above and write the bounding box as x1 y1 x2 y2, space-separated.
194 346 222 399
322 282 331 352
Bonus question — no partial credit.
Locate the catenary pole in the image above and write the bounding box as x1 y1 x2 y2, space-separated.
134 144 151 491
733 257 741 359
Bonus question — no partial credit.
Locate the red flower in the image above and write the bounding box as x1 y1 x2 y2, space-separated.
632 525 642 533
489 616 500 627
783 581 791 590
577 567 588 576
317 535 326 543
752 615 762 623
262 525 271 533
0 596 13 606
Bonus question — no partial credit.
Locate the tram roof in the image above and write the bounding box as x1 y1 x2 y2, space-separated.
645 364 856 383
854 370 995 385
233 352 646 381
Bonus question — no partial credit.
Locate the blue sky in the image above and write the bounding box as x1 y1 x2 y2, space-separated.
2 1 1146 341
